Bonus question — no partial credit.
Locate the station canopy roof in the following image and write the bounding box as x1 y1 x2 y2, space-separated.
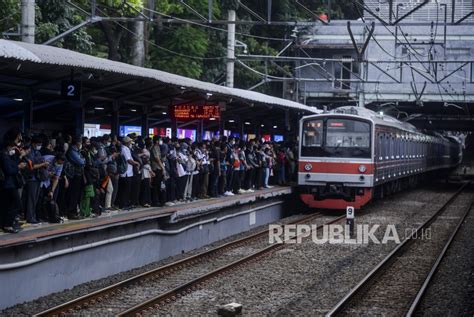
0 39 319 130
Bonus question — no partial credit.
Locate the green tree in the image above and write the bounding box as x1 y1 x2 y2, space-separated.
91 0 144 61
150 25 209 78
0 0 20 39
35 0 93 52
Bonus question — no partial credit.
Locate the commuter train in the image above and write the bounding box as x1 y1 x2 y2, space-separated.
298 106 462 210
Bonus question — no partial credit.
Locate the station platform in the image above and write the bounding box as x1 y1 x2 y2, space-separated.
0 186 296 309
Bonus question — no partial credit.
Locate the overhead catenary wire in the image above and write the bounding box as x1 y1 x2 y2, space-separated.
139 4 293 42
352 1 436 79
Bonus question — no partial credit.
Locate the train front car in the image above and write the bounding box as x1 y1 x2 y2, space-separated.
298 110 374 210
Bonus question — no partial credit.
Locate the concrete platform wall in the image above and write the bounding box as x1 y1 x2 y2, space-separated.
0 199 289 309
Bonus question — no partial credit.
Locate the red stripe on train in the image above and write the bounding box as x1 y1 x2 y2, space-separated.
298 161 374 174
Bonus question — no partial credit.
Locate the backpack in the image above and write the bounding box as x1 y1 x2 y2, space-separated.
106 161 117 174
116 154 128 175
36 166 49 182
63 160 75 178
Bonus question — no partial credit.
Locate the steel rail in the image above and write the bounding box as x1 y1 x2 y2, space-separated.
118 215 346 317
406 201 473 316
326 181 471 317
34 212 325 317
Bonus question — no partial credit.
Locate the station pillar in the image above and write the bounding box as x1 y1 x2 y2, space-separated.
219 118 224 138
141 105 149 137
171 119 177 139
74 103 85 137
22 91 33 133
197 119 203 142
284 109 291 141
111 100 121 137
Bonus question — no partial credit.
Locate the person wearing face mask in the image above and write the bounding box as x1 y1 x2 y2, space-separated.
65 136 86 219
0 128 28 233
80 142 101 217
162 138 176 205
224 137 235 196
175 142 189 202
117 137 139 209
38 153 65 223
150 136 165 207
22 136 50 224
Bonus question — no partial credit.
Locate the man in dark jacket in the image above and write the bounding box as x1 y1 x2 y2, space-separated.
65 136 86 219
22 136 49 224
0 128 28 233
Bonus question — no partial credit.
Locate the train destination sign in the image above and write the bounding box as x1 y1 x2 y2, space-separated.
170 104 221 121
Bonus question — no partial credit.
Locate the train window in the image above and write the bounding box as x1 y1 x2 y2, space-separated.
378 134 383 161
301 118 371 158
326 119 370 148
302 119 323 147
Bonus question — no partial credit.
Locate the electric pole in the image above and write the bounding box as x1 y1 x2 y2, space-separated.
226 9 236 88
130 1 146 66
21 0 35 43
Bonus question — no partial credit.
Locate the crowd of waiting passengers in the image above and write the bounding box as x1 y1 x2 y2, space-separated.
0 127 298 233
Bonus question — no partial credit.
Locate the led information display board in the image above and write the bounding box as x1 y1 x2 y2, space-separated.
170 104 220 121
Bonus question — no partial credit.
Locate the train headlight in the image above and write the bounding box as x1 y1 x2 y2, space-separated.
358 165 367 173
304 163 313 171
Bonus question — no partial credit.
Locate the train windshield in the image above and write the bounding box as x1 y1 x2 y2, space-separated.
301 118 371 158
302 119 323 147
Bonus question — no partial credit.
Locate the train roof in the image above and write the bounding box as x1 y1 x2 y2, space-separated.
303 106 419 133
302 106 461 144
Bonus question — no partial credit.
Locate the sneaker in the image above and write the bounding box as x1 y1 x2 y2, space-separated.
264 185 270 189
2 226 21 234
165 202 175 206
238 189 246 194
143 204 151 208
228 191 235 196
268 185 274 188
247 189 255 193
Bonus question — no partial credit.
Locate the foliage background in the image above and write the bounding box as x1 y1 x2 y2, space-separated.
0 0 356 95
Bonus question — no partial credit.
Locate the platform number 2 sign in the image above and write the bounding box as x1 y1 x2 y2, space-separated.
61 80 82 100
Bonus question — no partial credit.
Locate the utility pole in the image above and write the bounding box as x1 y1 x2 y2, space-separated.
226 9 236 88
130 1 146 66
21 0 35 43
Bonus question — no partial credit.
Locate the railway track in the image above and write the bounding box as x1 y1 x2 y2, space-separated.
326 182 473 316
35 212 343 317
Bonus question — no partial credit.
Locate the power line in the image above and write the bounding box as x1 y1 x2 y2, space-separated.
139 5 292 42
